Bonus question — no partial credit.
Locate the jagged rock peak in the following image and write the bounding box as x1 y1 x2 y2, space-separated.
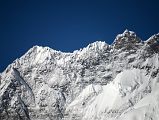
123 29 136 36
75 41 110 58
115 29 137 40
146 33 159 42
146 33 159 53
83 41 109 51
112 29 142 49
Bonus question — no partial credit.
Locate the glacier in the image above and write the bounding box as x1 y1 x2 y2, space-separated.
0 30 159 120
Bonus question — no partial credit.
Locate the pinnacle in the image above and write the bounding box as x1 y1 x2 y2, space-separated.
123 29 129 33
112 30 141 49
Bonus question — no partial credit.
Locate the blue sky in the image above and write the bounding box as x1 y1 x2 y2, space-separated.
0 0 159 72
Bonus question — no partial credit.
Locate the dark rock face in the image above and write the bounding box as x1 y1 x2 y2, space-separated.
0 30 159 120
146 33 159 53
112 29 142 50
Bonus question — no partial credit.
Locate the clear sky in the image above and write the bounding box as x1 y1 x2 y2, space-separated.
0 0 159 72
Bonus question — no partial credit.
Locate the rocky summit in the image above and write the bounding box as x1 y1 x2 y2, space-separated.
0 30 159 120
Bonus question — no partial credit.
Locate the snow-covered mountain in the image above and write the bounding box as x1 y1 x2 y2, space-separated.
0 30 159 120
